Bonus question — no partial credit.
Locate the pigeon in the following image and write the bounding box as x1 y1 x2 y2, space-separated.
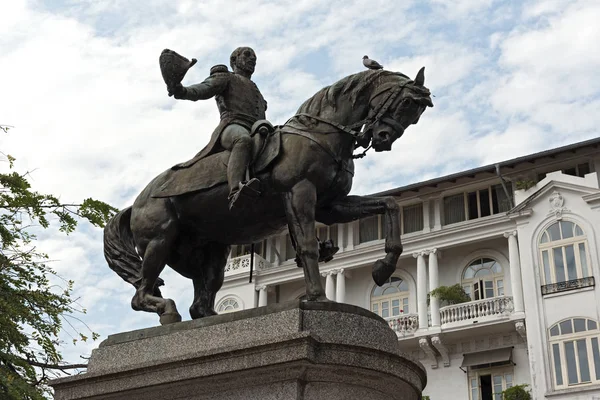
363 55 383 70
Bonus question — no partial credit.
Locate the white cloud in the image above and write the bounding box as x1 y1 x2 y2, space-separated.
386 44 485 90
521 0 575 19
428 0 495 19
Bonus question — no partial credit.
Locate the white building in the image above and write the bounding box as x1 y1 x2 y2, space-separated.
215 138 600 400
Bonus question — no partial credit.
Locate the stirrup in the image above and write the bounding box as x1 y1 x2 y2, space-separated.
318 239 339 263
228 178 261 210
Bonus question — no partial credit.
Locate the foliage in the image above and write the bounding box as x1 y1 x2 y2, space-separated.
429 284 471 306
501 384 531 400
422 396 430 400
515 180 536 191
0 136 117 399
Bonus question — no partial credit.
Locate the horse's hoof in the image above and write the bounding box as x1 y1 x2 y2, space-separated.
159 312 182 325
189 308 217 319
372 259 395 286
306 293 331 302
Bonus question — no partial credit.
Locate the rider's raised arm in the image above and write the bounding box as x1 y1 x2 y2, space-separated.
175 73 229 101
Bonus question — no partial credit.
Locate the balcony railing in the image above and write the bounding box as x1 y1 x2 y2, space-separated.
385 314 419 336
440 296 514 326
541 276 595 295
225 254 270 276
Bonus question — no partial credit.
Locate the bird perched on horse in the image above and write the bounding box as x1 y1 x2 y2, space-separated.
363 55 383 70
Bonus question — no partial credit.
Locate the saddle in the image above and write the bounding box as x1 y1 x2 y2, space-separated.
152 122 280 198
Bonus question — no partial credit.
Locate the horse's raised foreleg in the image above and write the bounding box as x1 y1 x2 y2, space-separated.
283 180 327 301
188 243 229 319
132 225 182 325
316 195 402 286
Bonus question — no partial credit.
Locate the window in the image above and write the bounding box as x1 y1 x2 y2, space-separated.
468 368 513 400
402 203 424 234
359 215 385 243
538 162 591 181
216 297 241 314
549 318 600 389
358 203 424 244
563 162 591 178
539 221 591 286
462 258 504 301
371 277 410 319
231 241 266 258
443 184 513 225
316 224 338 242
284 234 296 260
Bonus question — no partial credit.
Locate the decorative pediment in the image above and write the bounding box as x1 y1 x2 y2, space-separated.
509 176 600 220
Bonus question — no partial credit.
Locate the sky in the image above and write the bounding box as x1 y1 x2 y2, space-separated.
1 0 600 365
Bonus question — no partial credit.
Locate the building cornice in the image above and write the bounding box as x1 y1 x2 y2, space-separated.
583 192 600 209
255 214 515 286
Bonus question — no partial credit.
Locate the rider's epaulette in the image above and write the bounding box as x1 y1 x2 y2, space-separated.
210 64 229 75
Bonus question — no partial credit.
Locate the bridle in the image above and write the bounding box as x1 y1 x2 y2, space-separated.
288 82 412 158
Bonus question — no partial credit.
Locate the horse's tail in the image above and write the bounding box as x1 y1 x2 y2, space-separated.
103 206 165 290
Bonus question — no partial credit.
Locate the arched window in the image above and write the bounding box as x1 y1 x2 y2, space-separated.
462 258 504 301
539 221 590 285
216 297 241 314
549 318 600 388
370 277 410 319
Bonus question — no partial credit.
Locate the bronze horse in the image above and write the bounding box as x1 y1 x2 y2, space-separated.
104 68 433 324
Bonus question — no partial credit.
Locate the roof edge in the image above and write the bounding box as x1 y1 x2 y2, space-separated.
371 137 600 197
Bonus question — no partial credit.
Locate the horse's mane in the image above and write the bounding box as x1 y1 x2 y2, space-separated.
297 70 411 115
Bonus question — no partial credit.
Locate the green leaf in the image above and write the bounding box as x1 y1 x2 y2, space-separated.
429 284 471 306
0 147 117 398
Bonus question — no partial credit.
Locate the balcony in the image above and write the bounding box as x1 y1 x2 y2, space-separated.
386 314 419 337
541 276 595 295
225 254 271 277
440 296 514 328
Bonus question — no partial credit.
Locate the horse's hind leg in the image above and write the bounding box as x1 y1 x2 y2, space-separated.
283 180 327 301
189 243 229 319
132 220 182 325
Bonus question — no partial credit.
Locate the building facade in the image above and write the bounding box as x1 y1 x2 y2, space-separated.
216 138 600 400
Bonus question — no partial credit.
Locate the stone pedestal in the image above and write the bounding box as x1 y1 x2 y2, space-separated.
51 301 426 400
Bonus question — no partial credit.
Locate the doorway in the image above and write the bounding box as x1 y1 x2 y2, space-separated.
480 374 492 400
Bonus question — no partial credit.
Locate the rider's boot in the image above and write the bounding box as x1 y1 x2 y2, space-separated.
296 238 340 266
227 137 261 210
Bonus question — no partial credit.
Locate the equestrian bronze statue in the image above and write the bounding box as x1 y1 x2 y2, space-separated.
104 48 433 324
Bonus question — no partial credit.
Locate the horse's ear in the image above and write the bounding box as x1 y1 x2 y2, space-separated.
415 67 425 86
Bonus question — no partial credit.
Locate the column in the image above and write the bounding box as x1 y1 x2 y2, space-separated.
428 249 440 327
337 223 345 251
323 271 336 300
346 221 356 251
265 238 273 264
257 285 268 307
505 231 524 313
275 235 285 266
432 197 442 231
422 200 431 233
335 269 346 303
414 251 428 329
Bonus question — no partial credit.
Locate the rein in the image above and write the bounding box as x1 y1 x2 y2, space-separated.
274 82 411 196
285 82 409 159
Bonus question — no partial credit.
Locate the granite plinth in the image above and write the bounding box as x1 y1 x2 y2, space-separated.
50 301 426 400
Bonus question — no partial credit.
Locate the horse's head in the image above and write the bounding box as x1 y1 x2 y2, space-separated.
365 68 433 152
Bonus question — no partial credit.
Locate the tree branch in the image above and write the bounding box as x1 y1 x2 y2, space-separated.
23 359 88 371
